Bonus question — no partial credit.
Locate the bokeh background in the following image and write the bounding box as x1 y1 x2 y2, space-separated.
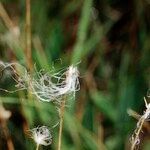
0 0 150 150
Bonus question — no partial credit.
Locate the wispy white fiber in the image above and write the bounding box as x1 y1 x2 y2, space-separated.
0 62 80 103
30 126 52 146
0 62 29 91
30 65 80 102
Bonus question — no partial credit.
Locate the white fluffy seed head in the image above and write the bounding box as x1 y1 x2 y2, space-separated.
30 126 52 146
30 65 80 102
0 62 80 103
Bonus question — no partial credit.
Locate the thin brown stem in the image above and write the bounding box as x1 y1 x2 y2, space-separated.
58 99 66 150
25 0 32 71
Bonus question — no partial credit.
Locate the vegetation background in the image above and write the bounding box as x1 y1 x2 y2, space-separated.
0 0 150 149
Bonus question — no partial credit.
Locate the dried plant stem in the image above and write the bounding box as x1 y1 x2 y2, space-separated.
130 98 150 150
58 98 66 150
25 0 32 71
36 144 39 150
131 117 145 150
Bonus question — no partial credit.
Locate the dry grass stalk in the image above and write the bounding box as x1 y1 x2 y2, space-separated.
130 97 150 150
25 0 32 71
58 97 66 150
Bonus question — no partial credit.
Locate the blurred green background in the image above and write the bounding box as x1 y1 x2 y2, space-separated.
0 0 150 150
